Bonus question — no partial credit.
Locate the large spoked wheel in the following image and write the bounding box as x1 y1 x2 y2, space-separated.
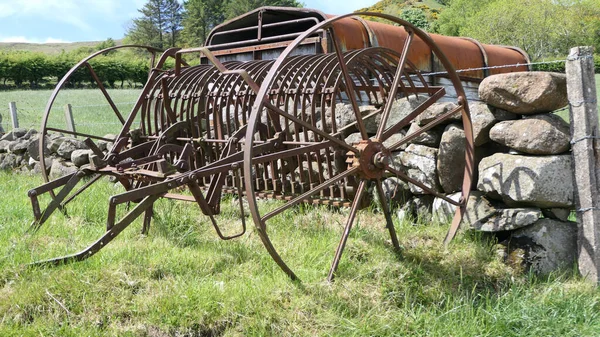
38 45 163 200
243 13 474 281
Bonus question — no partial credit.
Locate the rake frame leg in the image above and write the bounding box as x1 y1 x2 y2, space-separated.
30 194 161 267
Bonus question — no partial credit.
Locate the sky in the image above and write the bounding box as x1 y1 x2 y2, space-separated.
0 0 377 44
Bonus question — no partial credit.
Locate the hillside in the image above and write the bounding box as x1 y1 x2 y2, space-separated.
0 40 123 55
356 0 445 25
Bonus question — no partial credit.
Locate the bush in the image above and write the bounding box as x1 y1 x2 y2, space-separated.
532 55 600 73
0 50 155 89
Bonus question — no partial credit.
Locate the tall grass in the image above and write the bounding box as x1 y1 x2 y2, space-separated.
1 172 599 336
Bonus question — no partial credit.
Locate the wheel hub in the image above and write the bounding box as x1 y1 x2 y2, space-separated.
346 139 391 180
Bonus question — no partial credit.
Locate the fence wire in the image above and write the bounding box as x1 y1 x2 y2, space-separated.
1 57 597 133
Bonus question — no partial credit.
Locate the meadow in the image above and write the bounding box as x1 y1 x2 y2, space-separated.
1 172 600 336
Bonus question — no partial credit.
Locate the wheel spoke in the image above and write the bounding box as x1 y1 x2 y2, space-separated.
85 62 126 124
45 127 116 142
388 102 465 151
327 179 367 282
385 164 461 206
380 86 446 141
376 30 414 140
261 167 359 222
329 27 368 140
375 179 401 251
263 101 358 153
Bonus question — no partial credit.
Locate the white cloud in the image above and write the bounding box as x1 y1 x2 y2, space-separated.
43 37 71 43
304 0 376 14
0 36 71 43
0 0 125 30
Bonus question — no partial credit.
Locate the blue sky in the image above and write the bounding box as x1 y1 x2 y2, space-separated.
0 0 377 44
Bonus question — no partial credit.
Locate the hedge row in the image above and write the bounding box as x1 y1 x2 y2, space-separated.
0 51 154 89
531 55 600 73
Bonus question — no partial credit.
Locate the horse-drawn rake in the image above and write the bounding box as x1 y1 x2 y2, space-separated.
25 10 526 281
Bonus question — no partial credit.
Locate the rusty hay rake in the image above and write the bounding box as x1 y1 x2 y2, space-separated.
26 13 475 282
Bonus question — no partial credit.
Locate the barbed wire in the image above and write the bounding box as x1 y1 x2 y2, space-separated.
411 59 567 78
0 58 596 132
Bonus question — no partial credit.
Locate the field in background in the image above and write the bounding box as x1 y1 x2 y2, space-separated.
0 89 142 136
0 40 121 55
1 172 599 336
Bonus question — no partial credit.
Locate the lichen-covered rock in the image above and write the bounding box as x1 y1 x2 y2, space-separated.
398 195 434 222
437 124 465 193
406 122 442 147
541 208 572 221
31 157 54 175
71 149 93 167
475 208 541 232
0 153 22 170
398 144 440 194
0 140 10 153
383 95 429 130
479 72 567 114
344 132 362 145
7 139 28 154
489 106 518 121
379 177 412 207
0 128 27 141
49 159 78 180
27 135 50 161
344 130 409 150
336 95 428 136
22 129 37 140
489 114 570 155
56 138 87 160
507 219 577 274
478 153 574 208
433 191 541 231
469 102 497 146
48 137 66 153
416 102 461 126
382 130 408 150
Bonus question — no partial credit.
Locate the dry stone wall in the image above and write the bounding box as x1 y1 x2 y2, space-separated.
431 71 577 275
0 129 114 178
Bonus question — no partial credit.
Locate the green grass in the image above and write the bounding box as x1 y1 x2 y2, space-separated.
0 89 142 136
1 171 600 336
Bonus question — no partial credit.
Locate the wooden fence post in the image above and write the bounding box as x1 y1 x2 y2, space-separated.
566 46 600 283
64 104 76 137
9 102 19 129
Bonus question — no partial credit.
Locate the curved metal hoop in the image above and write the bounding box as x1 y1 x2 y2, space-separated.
243 12 474 281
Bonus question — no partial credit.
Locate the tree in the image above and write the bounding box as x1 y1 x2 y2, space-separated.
224 0 302 20
431 0 496 37
433 0 600 60
164 0 184 47
125 0 183 49
181 0 226 47
95 38 117 51
400 8 430 31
